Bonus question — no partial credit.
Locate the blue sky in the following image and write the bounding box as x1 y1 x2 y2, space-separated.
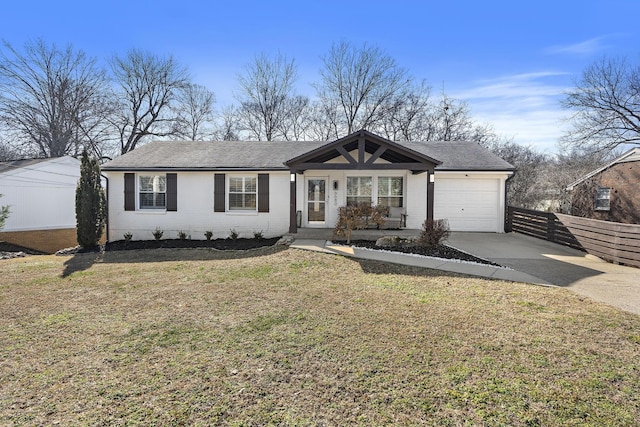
4 0 640 152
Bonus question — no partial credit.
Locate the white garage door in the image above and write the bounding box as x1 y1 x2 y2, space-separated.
434 178 501 232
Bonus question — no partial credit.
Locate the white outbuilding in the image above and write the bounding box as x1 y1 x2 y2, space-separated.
0 156 81 252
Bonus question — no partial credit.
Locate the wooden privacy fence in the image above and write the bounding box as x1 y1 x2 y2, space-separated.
506 206 640 268
506 207 582 250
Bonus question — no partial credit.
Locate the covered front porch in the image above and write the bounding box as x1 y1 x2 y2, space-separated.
285 130 439 234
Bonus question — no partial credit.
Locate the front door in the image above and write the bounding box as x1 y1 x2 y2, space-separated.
306 177 327 226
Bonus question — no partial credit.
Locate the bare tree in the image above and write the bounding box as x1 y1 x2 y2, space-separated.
430 93 495 142
213 105 241 141
314 41 411 136
562 56 640 152
378 80 432 141
0 39 109 157
277 95 312 141
483 139 550 209
308 99 342 141
0 136 20 161
236 52 299 141
173 83 216 140
547 145 613 213
110 49 189 154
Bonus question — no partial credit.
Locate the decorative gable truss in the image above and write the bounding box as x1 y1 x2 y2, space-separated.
285 130 440 174
284 130 441 233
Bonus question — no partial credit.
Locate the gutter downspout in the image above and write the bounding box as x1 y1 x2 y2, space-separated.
504 171 515 233
101 172 109 244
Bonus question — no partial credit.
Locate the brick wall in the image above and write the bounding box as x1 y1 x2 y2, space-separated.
571 161 640 224
0 228 78 254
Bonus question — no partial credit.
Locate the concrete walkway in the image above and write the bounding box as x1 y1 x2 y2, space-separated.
289 232 640 316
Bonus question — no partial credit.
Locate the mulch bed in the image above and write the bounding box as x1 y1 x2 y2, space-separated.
105 237 281 251
3 237 499 267
345 239 502 266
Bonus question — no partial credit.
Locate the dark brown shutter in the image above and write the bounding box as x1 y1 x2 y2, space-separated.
214 173 225 212
166 173 177 211
258 173 269 213
124 173 135 211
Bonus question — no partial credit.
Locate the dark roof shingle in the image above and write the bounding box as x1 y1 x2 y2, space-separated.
101 140 514 172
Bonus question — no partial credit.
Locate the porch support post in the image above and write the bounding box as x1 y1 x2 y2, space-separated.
427 170 435 221
289 171 297 233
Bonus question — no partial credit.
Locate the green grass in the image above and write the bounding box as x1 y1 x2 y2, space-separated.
1 247 639 426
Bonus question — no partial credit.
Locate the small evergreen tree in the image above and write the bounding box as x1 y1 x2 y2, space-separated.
0 194 9 231
75 151 106 248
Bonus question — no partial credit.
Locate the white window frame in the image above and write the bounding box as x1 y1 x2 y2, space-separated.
346 176 373 206
228 175 257 211
377 176 404 207
138 174 166 210
595 187 611 211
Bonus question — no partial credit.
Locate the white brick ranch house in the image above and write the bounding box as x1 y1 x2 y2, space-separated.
101 130 515 242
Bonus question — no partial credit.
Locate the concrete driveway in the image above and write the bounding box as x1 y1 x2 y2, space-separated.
447 232 640 316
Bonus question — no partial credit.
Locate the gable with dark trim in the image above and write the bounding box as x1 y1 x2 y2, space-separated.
284 130 441 174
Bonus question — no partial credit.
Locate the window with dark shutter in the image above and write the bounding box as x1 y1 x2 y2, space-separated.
124 173 135 211
214 173 225 212
166 173 177 211
258 173 269 212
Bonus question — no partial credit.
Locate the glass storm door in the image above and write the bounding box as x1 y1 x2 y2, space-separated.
307 178 327 225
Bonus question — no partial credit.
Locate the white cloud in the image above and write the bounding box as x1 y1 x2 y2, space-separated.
453 72 569 100
451 72 573 152
545 36 608 55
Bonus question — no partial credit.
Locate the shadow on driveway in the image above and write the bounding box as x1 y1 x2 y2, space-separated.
446 232 606 287
447 232 640 316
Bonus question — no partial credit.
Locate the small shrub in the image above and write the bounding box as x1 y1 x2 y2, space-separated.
253 230 264 240
123 232 133 242
418 219 450 248
229 229 239 240
152 227 164 241
0 193 10 231
177 230 187 240
334 203 386 244
204 230 213 241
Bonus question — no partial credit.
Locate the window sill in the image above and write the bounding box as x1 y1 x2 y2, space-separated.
135 209 167 214
225 210 259 215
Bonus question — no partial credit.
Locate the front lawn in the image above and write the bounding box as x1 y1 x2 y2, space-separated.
1 247 639 425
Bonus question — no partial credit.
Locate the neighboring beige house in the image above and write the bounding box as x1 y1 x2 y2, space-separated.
567 147 640 224
101 130 515 242
0 156 80 252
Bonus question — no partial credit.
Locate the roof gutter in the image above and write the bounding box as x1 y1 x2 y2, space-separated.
101 167 290 172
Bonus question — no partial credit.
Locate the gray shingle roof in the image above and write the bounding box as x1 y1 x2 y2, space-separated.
0 158 52 174
398 141 515 171
101 139 514 172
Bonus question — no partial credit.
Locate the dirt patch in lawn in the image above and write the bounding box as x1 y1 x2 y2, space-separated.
1 249 639 425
